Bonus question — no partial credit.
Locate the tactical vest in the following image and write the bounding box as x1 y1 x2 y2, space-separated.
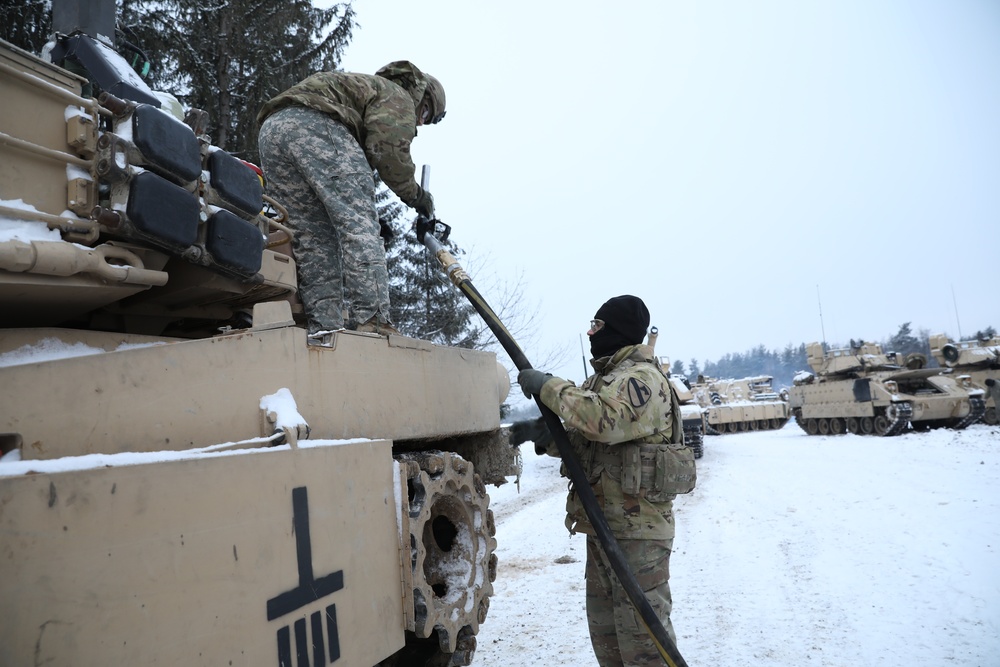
573 349 696 500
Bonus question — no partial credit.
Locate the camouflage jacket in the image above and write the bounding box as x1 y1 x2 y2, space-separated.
256 61 431 207
539 344 686 540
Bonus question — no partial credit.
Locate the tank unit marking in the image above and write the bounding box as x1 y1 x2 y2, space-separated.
267 486 343 665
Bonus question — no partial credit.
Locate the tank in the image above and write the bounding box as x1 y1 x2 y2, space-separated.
652 347 706 459
0 22 514 667
664 369 706 459
690 375 791 434
929 333 1000 425
788 341 985 436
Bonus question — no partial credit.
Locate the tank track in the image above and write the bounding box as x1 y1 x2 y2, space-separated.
393 451 497 667
951 396 986 430
793 404 912 437
874 402 912 437
708 417 789 434
683 426 704 459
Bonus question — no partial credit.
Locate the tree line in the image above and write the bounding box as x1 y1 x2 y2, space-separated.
672 322 997 390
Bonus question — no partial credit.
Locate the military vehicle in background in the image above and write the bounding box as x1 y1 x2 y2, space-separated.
929 333 1000 425
651 339 706 458
789 341 985 436
662 366 706 459
0 3 514 665
690 375 791 434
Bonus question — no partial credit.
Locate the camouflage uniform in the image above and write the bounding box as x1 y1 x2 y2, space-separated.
536 344 694 667
256 62 438 331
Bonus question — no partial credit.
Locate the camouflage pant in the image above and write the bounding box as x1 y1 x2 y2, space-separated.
586 535 675 667
258 106 391 331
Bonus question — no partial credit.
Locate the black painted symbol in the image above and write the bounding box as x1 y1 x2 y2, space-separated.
268 487 343 665
627 378 652 408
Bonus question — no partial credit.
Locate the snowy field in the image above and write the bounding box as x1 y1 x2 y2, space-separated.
474 422 1000 667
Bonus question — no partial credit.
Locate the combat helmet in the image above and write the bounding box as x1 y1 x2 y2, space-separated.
422 73 446 124
375 61 446 124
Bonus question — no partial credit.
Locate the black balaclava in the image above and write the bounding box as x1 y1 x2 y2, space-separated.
589 295 650 359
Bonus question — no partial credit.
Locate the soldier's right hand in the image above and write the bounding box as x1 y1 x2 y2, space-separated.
413 187 435 218
517 368 553 398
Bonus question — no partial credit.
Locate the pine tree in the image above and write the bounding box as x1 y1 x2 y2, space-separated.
885 322 921 356
119 0 355 162
688 358 701 382
376 180 481 348
386 223 482 348
0 0 51 53
670 359 685 377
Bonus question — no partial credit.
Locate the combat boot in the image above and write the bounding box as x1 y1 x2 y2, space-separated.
355 316 400 336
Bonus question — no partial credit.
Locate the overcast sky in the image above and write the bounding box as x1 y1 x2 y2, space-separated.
335 0 999 386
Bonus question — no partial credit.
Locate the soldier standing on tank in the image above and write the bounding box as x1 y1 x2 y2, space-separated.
512 295 695 667
256 61 445 335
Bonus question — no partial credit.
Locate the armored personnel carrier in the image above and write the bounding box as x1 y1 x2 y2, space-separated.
929 333 1000 425
691 375 791 434
788 341 985 436
0 9 513 666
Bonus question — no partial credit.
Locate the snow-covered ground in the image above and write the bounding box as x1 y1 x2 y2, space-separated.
475 422 1000 666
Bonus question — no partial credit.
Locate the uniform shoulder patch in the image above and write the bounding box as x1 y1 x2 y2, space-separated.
626 377 652 408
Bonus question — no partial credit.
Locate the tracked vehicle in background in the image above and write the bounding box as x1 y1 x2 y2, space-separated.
929 333 1000 425
652 346 705 458
0 5 514 665
663 369 706 459
788 341 985 436
690 375 791 435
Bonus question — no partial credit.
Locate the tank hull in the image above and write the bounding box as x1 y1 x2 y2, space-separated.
1 316 508 464
1 439 409 666
692 376 790 435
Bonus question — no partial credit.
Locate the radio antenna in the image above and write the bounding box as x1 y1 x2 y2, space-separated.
816 284 827 345
951 285 963 340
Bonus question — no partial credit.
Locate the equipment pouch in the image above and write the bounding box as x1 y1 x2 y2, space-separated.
620 443 641 495
640 443 697 501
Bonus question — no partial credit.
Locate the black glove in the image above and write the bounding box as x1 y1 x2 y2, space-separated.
518 368 553 398
508 416 554 454
412 187 435 218
378 221 394 250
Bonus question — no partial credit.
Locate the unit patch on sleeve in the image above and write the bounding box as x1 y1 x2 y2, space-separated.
627 377 652 408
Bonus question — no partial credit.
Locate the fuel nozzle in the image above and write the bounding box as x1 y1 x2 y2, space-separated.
415 216 451 244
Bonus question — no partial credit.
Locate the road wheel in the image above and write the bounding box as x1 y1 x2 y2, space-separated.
391 451 497 667
817 418 830 435
829 418 845 435
859 417 874 435
748 419 759 431
846 417 859 434
873 414 892 436
806 419 819 435
983 407 998 426
727 422 739 434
